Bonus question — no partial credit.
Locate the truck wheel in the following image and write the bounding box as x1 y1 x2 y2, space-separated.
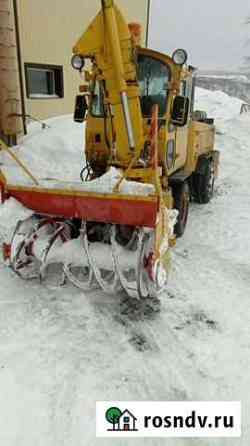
173 181 190 238
193 159 214 204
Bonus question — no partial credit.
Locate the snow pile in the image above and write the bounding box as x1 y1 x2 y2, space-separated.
0 115 84 184
35 166 155 196
195 87 243 121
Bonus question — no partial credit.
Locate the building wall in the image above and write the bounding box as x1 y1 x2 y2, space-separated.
0 0 23 141
17 0 149 121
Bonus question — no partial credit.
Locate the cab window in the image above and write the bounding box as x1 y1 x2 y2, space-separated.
90 80 105 117
180 78 193 114
137 54 171 117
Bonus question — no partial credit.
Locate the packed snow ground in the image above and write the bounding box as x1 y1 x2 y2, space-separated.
0 88 250 446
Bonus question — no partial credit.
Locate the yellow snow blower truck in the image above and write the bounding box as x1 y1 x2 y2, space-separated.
1 0 219 299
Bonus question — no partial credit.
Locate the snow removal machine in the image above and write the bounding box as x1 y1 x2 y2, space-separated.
0 0 219 298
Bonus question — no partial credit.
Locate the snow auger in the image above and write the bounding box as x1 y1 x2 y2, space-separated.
0 0 219 299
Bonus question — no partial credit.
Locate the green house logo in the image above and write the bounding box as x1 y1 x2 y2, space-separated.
105 407 138 432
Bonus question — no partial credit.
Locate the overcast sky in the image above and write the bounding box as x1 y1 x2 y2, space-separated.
149 0 250 71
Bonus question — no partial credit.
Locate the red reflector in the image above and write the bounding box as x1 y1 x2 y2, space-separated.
2 243 11 261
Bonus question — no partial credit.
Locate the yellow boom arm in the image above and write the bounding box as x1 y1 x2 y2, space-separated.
73 0 144 165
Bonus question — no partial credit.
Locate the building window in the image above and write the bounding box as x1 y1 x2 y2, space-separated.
25 63 64 99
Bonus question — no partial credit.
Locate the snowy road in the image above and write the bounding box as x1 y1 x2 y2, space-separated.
0 89 250 446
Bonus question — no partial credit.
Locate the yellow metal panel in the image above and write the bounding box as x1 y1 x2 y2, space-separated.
185 121 216 172
174 126 189 170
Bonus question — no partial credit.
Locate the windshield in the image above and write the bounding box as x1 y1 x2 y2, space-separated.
137 54 170 117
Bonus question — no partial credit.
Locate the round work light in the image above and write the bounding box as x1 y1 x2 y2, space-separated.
172 49 188 66
71 54 85 71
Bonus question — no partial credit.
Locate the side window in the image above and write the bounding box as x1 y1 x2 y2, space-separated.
180 81 187 97
90 80 105 117
180 78 193 115
185 79 193 100
25 63 64 99
181 79 192 100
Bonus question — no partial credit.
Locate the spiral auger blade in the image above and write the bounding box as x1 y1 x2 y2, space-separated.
39 222 72 282
82 226 122 294
10 215 72 284
111 225 141 299
9 216 170 299
63 222 169 299
111 225 169 299
10 215 44 280
63 223 98 291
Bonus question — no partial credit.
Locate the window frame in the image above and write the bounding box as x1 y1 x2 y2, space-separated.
24 63 64 100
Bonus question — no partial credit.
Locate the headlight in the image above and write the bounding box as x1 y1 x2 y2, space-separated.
172 49 188 66
71 54 85 71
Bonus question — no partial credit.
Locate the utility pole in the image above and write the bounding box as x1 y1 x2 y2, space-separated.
13 0 27 135
146 0 151 48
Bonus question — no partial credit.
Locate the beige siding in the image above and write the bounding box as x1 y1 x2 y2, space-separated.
17 0 148 120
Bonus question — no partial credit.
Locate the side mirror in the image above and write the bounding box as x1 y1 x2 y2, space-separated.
171 96 190 127
74 95 88 122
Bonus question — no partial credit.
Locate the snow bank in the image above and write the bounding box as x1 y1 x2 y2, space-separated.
198 74 249 82
195 87 243 121
0 115 84 184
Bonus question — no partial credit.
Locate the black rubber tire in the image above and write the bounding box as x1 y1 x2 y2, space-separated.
173 181 190 238
192 159 214 204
